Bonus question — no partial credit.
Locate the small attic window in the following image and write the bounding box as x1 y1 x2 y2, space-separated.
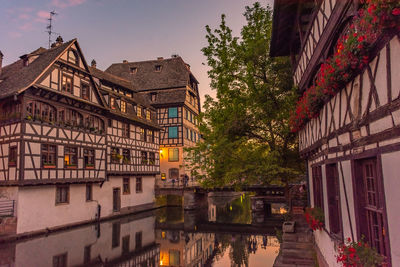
67 50 79 65
150 93 157 102
130 67 137 74
155 65 162 72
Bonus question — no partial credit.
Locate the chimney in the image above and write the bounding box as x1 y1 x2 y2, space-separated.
91 59 97 68
0 51 3 77
122 60 128 63
157 57 164 60
51 36 64 48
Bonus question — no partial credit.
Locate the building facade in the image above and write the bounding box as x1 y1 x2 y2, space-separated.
271 0 400 266
0 37 160 235
106 57 201 186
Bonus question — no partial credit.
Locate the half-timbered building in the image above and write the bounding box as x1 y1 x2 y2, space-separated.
271 0 400 266
106 57 201 185
0 37 160 235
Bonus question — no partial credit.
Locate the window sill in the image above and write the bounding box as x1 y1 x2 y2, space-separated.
65 165 77 169
55 202 69 206
136 191 143 194
123 192 130 195
43 165 56 169
8 163 16 167
85 166 95 169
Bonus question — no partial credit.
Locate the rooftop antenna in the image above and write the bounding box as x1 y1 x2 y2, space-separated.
46 10 58 48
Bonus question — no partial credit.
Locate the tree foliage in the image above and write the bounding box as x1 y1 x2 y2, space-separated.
185 2 303 188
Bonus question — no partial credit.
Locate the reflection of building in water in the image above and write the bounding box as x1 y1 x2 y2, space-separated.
0 214 159 267
156 229 215 267
208 202 216 222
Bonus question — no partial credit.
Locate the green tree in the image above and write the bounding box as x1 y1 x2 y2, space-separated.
185 2 303 188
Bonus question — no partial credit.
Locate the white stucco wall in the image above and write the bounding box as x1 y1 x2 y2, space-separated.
17 184 98 234
96 176 155 217
381 151 400 267
16 176 155 234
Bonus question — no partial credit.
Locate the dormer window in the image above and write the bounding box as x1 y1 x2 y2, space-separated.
155 65 162 72
121 100 126 113
67 50 79 65
137 106 142 117
151 93 157 102
130 67 137 74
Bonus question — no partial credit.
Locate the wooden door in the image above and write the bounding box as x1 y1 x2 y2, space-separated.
113 188 121 212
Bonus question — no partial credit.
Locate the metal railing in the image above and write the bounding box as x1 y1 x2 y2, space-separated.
0 200 15 217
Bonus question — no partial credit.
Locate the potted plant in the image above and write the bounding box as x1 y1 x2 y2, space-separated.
336 237 383 267
304 207 324 231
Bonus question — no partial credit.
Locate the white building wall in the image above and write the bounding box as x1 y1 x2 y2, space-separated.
16 184 98 234
381 151 400 267
16 176 155 234
95 176 155 217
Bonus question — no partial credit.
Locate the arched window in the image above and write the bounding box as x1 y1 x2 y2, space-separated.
2 101 21 121
26 101 56 123
85 114 105 131
59 108 83 126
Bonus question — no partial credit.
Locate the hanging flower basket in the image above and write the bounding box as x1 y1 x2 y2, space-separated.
304 207 324 231
290 0 400 132
336 237 384 267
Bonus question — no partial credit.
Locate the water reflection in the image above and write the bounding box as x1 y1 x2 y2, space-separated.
0 194 283 267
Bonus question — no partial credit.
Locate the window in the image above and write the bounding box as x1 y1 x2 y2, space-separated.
26 101 56 122
147 130 154 143
121 122 129 138
42 144 56 167
139 128 146 141
56 185 69 204
326 164 342 237
168 126 178 138
84 115 104 132
61 74 73 93
155 65 162 72
168 148 179 162
64 147 78 167
141 151 147 165
149 152 155 165
59 108 83 127
81 82 90 100
112 222 121 248
354 158 389 257
137 106 142 117
84 149 95 168
122 235 130 255
122 149 130 164
136 177 142 193
169 168 179 180
135 231 142 249
111 147 120 164
110 97 116 110
185 109 189 120
168 107 178 118
120 100 127 113
86 184 92 201
312 166 324 210
9 146 17 166
146 110 151 120
169 250 180 266
130 67 137 74
123 178 130 194
53 253 68 267
151 93 157 102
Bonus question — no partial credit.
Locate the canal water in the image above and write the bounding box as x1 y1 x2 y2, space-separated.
0 194 286 267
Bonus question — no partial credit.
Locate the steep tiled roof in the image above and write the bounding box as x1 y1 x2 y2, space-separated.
0 40 75 99
89 66 154 109
139 89 187 106
105 57 197 91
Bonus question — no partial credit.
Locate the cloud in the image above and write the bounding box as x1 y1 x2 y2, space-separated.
36 10 50 23
8 32 23 39
51 0 86 8
18 22 34 31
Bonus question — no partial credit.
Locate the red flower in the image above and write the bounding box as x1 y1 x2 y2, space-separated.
393 8 400 16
